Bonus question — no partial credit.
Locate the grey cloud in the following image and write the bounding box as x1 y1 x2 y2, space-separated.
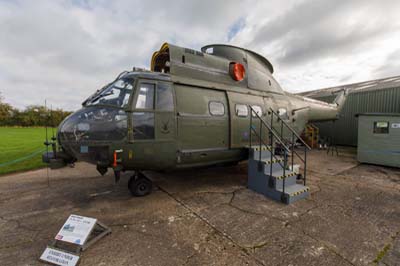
0 0 249 110
0 0 399 110
276 22 393 66
374 49 400 78
245 0 400 67
249 0 354 46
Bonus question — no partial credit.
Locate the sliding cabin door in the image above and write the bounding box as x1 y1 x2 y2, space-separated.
175 85 229 166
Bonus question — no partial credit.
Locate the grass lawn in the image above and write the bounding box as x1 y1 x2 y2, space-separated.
0 127 55 175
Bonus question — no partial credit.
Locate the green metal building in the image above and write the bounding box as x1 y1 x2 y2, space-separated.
298 75 400 146
357 113 400 167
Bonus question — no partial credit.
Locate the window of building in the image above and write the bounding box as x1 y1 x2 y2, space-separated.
373 121 389 134
236 104 248 117
251 105 262 117
278 108 289 120
132 112 155 139
156 83 174 111
135 83 155 109
209 101 225 116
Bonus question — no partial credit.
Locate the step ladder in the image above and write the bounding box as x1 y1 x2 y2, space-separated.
247 107 311 204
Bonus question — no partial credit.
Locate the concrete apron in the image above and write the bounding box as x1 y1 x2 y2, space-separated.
0 148 399 265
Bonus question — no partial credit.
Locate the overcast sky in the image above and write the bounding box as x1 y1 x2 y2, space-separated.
1 0 400 111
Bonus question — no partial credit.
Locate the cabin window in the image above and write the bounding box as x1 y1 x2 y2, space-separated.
136 83 155 109
235 104 248 117
156 83 174 111
373 121 389 134
278 108 289 120
209 101 225 116
132 112 155 139
204 47 214 54
251 105 262 117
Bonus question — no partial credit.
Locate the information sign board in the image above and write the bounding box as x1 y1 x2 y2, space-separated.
40 247 79 266
55 214 97 245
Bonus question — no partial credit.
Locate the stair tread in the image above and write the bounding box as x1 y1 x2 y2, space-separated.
276 184 310 196
269 169 297 178
261 157 284 164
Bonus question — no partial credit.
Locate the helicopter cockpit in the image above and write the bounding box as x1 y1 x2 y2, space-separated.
56 76 134 163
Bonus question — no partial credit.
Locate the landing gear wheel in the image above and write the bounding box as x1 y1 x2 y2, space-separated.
128 173 153 197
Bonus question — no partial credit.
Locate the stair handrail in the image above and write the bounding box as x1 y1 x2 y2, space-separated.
269 107 310 186
269 108 311 150
249 106 290 152
249 106 289 201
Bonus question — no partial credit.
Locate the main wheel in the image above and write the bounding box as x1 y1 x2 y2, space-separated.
128 173 153 197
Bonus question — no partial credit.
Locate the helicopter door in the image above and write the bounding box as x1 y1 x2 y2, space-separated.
128 80 176 169
175 85 229 165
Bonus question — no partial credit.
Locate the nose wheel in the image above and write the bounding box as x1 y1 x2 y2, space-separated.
128 172 153 197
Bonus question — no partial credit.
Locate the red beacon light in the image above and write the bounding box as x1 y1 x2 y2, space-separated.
229 62 246 81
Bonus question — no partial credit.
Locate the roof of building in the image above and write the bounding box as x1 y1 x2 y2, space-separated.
298 75 400 97
355 113 400 117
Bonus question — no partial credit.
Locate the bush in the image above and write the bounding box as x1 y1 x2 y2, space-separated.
0 93 71 127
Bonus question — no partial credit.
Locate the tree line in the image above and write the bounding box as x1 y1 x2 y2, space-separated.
0 93 72 127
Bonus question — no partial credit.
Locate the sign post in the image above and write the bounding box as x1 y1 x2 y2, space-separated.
40 214 111 266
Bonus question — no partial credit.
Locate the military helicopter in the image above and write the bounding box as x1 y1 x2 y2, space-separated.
43 43 347 197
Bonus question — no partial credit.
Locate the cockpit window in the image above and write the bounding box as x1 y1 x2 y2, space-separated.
135 83 155 109
87 78 133 107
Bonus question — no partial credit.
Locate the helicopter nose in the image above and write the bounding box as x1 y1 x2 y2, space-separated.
57 106 128 162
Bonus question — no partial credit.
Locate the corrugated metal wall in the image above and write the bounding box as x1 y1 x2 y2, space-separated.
357 114 400 167
311 86 400 146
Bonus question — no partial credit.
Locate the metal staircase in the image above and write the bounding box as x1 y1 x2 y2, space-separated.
247 106 311 204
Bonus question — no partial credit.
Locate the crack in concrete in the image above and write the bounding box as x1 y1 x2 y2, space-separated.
157 185 266 266
289 204 359 266
334 164 360 176
181 252 196 266
226 188 289 224
194 188 243 197
244 240 271 252
297 203 320 219
109 211 191 228
185 186 290 224
0 215 42 233
0 215 41 250
228 188 241 204
186 188 289 252
226 201 287 223
300 228 356 266
0 239 36 250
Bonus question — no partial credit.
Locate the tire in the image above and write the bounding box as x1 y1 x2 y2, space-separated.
128 174 153 197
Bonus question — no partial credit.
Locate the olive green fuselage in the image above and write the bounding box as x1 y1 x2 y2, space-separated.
101 72 310 172
57 43 347 173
